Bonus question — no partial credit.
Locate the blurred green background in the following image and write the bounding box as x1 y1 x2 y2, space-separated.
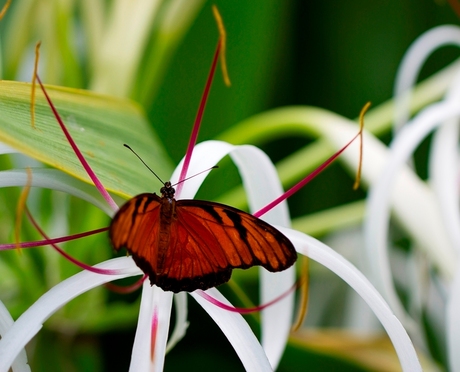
150 0 459 215
1 0 459 370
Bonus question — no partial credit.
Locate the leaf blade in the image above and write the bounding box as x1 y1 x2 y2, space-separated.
0 81 174 198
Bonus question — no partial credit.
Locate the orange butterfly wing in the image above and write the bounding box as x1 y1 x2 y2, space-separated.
109 194 297 293
109 193 162 276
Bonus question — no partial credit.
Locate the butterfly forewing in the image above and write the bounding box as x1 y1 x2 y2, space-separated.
109 193 297 293
176 201 297 272
109 193 162 274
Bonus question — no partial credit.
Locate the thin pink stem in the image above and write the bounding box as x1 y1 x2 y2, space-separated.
105 275 147 293
196 281 297 314
151 309 159 361
253 131 361 218
175 40 222 197
36 75 119 212
25 208 120 275
0 227 108 250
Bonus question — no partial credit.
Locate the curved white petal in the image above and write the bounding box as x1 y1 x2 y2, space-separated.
131 290 188 371
0 143 18 155
191 288 273 372
364 100 460 330
429 70 460 255
0 257 140 372
316 109 456 332
165 293 189 353
128 141 237 372
0 301 30 372
279 226 421 372
172 140 294 367
129 283 173 372
170 141 236 199
393 25 460 131
0 169 116 216
429 120 460 255
429 53 460 372
447 266 460 371
229 145 293 368
322 116 455 275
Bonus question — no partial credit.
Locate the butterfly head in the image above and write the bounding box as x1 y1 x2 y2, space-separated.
160 181 176 199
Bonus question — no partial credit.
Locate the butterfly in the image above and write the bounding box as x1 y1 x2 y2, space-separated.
109 181 297 293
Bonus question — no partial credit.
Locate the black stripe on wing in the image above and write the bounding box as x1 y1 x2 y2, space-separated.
177 199 297 271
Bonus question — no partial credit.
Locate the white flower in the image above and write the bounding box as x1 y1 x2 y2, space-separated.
0 139 420 371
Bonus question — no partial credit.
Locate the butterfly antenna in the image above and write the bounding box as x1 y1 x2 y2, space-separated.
172 166 218 187
123 144 164 185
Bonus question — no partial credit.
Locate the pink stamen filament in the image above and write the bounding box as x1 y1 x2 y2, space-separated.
0 227 108 250
105 275 147 294
23 207 120 275
253 131 361 218
36 75 119 212
176 40 222 197
151 309 159 361
196 281 297 314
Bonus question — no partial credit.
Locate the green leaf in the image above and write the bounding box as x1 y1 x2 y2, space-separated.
0 81 174 198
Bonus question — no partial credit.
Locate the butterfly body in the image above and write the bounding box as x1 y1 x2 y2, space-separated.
109 182 297 293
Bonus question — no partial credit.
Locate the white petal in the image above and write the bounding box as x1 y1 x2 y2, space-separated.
170 140 236 199
428 69 460 255
280 226 422 372
229 144 294 369
173 140 294 367
129 283 173 372
0 143 18 155
364 101 460 328
429 120 460 255
0 301 30 372
393 25 460 131
447 266 460 371
191 288 273 372
0 169 117 215
0 257 140 372
316 108 457 328
166 293 189 353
